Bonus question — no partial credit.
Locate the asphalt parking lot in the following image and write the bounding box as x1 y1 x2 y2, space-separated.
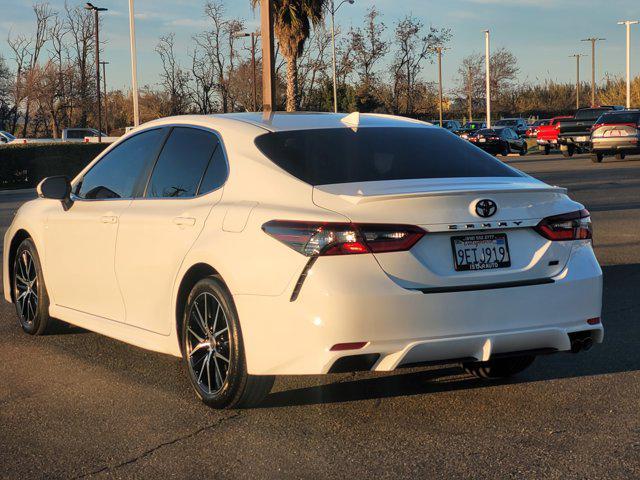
1 152 639 479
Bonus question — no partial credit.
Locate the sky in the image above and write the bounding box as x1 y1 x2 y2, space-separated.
1 0 640 94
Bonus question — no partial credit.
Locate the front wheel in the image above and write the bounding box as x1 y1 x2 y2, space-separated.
501 143 510 157
591 153 604 163
181 276 274 409
540 145 550 155
12 238 51 335
561 145 574 158
462 355 535 379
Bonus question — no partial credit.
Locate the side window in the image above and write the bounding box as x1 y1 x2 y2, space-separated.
198 143 228 194
76 128 165 199
146 127 220 198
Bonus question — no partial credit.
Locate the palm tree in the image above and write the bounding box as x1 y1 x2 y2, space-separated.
251 0 326 111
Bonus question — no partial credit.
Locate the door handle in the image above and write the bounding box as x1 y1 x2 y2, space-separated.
173 216 196 227
101 215 118 224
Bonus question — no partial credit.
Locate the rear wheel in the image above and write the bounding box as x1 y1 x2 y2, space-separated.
591 153 604 163
12 238 51 335
462 355 535 379
181 276 274 409
561 145 574 158
615 153 626 160
501 143 510 156
541 145 550 155
519 143 528 156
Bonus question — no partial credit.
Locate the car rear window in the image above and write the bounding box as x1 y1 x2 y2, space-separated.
596 112 640 125
575 108 611 120
254 127 521 186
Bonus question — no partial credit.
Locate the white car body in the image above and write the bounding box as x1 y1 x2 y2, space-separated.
3 113 603 376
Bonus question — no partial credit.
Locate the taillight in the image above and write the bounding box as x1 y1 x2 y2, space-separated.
262 221 425 256
534 209 592 241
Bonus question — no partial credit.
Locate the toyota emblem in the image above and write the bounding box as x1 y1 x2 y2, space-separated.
475 199 497 218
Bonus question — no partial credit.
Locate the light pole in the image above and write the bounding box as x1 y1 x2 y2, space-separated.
128 0 140 126
484 30 491 128
329 0 354 113
581 38 605 107
260 0 275 115
434 46 445 126
234 31 261 111
100 60 109 134
569 54 585 110
85 2 107 143
618 20 639 109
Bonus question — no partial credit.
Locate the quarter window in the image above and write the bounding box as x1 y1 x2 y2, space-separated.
76 128 165 199
146 127 220 198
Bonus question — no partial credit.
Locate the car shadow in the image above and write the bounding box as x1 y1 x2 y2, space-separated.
259 263 640 409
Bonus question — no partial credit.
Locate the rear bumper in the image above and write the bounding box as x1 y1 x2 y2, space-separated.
236 242 603 375
591 136 640 154
537 139 558 146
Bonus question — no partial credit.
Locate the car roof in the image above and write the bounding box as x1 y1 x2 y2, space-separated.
212 111 432 132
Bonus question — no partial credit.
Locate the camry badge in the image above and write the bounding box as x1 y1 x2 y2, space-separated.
475 199 497 218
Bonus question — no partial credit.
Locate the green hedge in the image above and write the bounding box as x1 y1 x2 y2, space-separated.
0 143 108 190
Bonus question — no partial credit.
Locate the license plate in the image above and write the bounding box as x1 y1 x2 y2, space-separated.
478 138 486 143
451 234 511 271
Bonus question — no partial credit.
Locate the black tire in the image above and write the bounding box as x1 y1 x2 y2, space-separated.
12 238 51 335
501 142 510 156
591 153 604 163
541 145 550 155
615 153 626 160
462 355 535 379
181 276 274 409
519 143 528 156
561 145 574 158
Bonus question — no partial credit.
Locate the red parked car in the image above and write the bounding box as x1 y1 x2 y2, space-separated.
536 116 572 155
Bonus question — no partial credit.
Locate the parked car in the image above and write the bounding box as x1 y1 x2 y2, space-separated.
525 119 550 138
536 116 573 155
590 109 640 163
432 120 461 131
557 106 624 157
494 118 529 137
0 131 16 144
468 127 528 156
454 121 486 139
62 128 107 142
3 112 603 408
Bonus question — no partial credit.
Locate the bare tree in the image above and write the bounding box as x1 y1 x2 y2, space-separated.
391 16 451 115
65 3 95 127
156 33 191 116
349 7 388 86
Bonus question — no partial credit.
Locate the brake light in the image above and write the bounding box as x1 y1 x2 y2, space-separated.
534 209 592 241
262 221 425 256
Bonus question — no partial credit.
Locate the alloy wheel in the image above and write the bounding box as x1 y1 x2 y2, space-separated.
186 292 231 395
14 250 38 325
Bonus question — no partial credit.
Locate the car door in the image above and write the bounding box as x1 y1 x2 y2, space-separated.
44 128 167 321
115 126 228 335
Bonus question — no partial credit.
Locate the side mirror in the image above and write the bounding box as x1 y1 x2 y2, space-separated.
37 176 73 210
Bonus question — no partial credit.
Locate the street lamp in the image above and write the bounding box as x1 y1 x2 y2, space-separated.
329 0 354 113
234 31 261 112
581 37 605 107
483 29 491 128
99 61 109 134
433 46 447 127
128 0 140 126
85 2 107 143
569 54 586 110
617 20 639 109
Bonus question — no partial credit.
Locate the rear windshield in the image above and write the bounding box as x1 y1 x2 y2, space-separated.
575 108 611 120
254 127 521 186
596 112 640 125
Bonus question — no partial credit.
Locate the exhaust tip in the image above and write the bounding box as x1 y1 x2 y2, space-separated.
570 339 583 353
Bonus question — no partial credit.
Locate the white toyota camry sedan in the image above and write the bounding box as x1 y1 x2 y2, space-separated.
2 112 603 408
